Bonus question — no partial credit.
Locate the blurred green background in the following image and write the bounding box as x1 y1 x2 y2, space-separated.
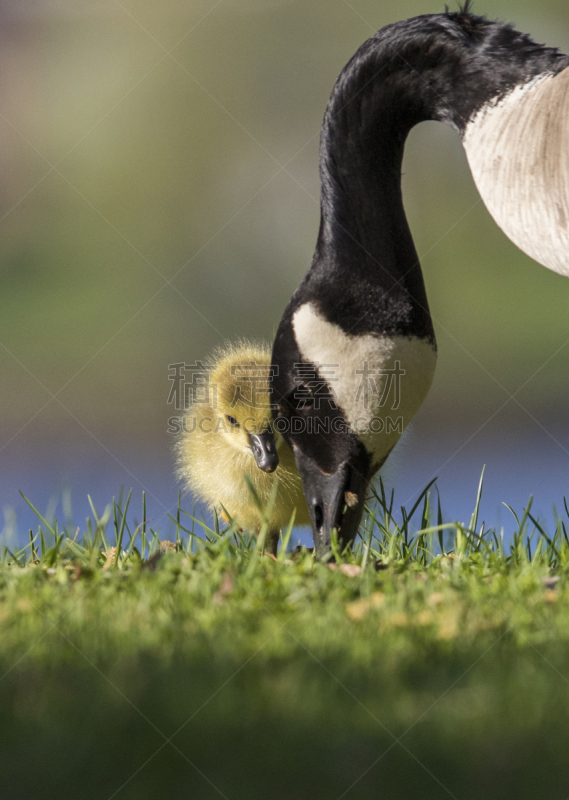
2 0 569 535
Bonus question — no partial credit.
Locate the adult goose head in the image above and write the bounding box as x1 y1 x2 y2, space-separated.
272 6 569 553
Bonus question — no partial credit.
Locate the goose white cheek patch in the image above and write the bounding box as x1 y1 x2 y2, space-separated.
463 68 569 277
292 303 437 462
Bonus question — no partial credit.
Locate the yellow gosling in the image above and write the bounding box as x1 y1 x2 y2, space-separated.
175 341 309 554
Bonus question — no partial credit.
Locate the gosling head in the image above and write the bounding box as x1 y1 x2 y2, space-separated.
177 340 312 541
203 341 278 473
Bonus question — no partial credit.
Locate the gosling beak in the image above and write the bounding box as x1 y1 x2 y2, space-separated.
296 456 367 555
248 431 279 473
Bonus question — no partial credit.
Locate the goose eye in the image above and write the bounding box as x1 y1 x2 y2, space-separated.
226 414 240 427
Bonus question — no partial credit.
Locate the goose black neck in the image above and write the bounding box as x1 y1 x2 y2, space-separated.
303 11 569 340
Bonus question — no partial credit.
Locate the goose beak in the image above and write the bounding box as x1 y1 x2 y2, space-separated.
296 457 367 555
248 431 279 473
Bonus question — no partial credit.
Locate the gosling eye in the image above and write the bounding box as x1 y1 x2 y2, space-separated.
226 414 240 427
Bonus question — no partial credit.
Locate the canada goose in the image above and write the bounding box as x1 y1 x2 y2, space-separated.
176 341 309 553
272 6 569 552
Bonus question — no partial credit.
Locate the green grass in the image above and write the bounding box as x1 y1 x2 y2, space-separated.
3 479 569 799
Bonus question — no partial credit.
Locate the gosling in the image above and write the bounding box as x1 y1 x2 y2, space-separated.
176 341 309 554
